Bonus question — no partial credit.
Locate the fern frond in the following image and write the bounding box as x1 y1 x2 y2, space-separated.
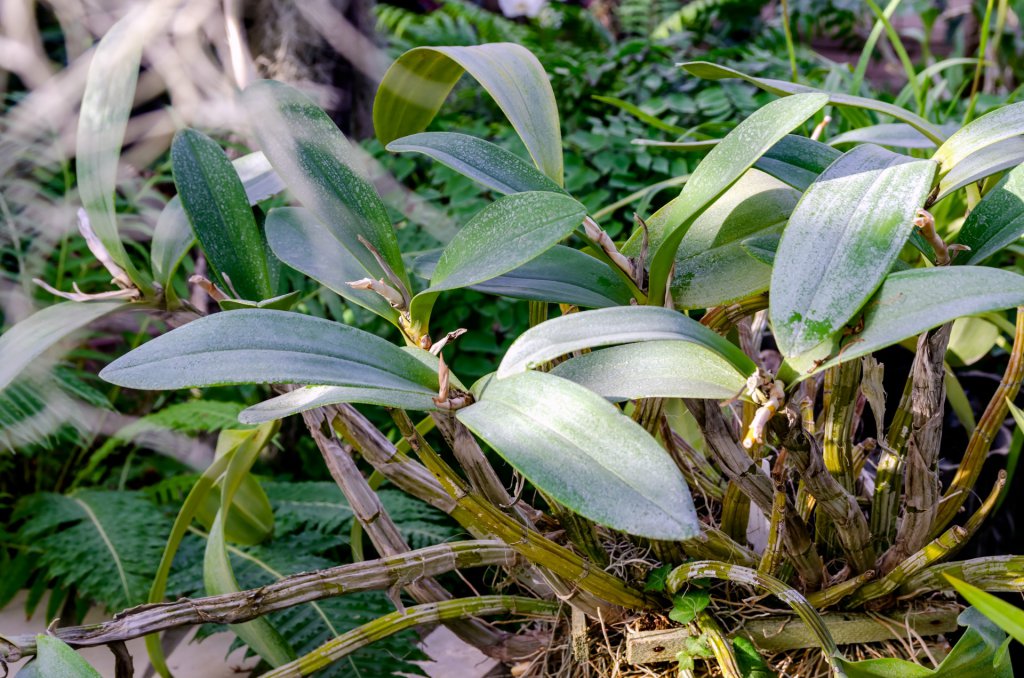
12 490 172 610
263 481 355 535
379 488 463 549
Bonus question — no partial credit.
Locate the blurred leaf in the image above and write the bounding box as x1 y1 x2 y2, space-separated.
0 301 129 392
459 371 699 540
771 144 935 356
374 43 563 183
829 123 937 149
243 80 407 290
386 132 564 194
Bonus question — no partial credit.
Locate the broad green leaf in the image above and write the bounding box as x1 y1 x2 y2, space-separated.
412 245 633 308
671 170 798 309
171 129 273 301
0 301 129 392
151 151 284 291
19 635 102 678
753 134 841 191
240 385 440 424
242 80 407 286
681 61 945 145
593 95 689 135
550 340 747 401
669 589 711 625
837 607 1012 677
934 101 1024 175
76 3 172 287
644 93 828 305
791 267 1024 374
409 192 587 328
955 162 1024 264
829 123 939 149
374 44 563 184
386 132 564 195
265 207 398 323
498 306 756 378
458 371 700 540
99 309 439 395
771 144 936 357
946 577 1024 645
204 425 293 667
936 137 1024 203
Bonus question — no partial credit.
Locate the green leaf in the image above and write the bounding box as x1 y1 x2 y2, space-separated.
946 577 1024 645
240 385 440 424
374 43 563 184
151 151 284 291
265 207 398 323
948 317 999 367
196 472 274 546
19 635 103 678
550 340 747 401
412 245 633 308
498 306 756 378
669 589 711 625
645 564 672 593
934 102 1024 175
99 309 439 395
0 300 129 392
829 123 939 149
457 371 700 540
645 93 828 305
954 162 1024 264
770 144 936 357
171 129 274 301
242 80 406 287
76 4 171 287
409 191 586 328
837 607 1012 677
671 170 798 309
937 137 1024 202
754 134 841 191
386 132 564 195
204 425 294 667
791 267 1024 374
935 138 1024 204
681 61 945 145
733 637 776 678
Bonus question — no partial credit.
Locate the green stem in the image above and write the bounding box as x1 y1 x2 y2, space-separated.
259 596 559 678
964 0 996 125
779 0 798 83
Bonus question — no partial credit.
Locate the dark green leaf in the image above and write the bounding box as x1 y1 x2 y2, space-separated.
386 132 564 195
172 129 273 301
955 162 1024 264
412 245 633 308
669 589 711 625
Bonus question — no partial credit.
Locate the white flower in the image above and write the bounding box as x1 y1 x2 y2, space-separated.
498 0 547 18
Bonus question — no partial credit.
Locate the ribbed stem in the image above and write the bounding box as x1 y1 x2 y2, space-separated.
900 555 1024 595
260 596 559 678
697 611 741 678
